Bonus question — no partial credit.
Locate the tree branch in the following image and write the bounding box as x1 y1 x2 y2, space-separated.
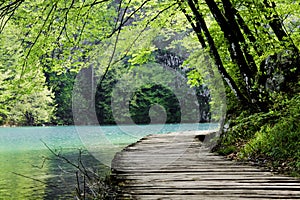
21 3 57 78
12 172 61 189
98 2 177 88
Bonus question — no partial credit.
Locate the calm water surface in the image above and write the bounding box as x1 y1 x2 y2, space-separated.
0 124 217 199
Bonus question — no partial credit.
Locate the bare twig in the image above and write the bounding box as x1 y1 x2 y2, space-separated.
11 137 117 199
12 172 61 189
31 155 51 169
41 140 80 169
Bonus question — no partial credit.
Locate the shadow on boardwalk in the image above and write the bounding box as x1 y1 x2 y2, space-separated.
111 131 300 200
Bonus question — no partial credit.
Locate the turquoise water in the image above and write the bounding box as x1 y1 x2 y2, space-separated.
0 124 218 199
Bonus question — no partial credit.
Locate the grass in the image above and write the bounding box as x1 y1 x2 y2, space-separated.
216 95 300 176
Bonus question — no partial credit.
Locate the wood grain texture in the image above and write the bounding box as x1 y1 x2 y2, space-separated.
111 131 300 199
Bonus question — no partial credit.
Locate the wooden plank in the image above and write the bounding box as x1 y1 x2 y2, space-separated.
111 131 300 199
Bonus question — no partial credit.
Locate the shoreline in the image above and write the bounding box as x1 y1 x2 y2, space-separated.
0 122 219 128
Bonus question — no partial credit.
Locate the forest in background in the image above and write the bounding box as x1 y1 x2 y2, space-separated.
0 0 300 175
0 34 212 126
0 1 214 126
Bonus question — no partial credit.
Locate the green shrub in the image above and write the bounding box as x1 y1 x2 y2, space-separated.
219 111 279 148
239 96 300 175
217 145 237 156
217 95 300 175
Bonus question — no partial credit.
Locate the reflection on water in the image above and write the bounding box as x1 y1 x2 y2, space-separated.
0 149 107 199
0 124 218 199
0 150 48 199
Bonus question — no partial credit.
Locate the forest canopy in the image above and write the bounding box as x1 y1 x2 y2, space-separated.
0 0 299 126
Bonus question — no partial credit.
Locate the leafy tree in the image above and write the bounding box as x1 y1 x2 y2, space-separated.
0 68 13 124
44 70 76 125
129 84 181 124
8 87 54 126
179 0 299 112
0 14 55 126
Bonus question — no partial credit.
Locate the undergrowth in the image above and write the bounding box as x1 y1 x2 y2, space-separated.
217 95 300 176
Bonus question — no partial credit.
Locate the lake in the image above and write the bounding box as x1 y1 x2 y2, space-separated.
0 123 218 199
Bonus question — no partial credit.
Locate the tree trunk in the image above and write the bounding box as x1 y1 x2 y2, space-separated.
262 0 299 52
204 0 256 90
184 0 252 108
233 9 263 56
221 0 258 76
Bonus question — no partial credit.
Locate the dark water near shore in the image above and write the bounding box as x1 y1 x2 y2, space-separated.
0 124 218 199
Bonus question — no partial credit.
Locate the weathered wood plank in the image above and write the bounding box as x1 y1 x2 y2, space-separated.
111 131 300 199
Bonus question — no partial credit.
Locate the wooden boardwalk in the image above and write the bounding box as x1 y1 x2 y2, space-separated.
111 131 300 199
